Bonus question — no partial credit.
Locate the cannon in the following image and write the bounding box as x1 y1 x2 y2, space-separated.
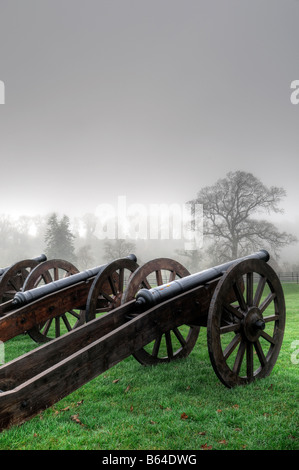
0 254 139 344
0 254 47 303
0 254 109 343
19 257 91 343
0 250 285 431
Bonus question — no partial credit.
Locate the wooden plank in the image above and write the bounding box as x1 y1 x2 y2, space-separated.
0 280 94 343
0 282 212 431
0 301 136 389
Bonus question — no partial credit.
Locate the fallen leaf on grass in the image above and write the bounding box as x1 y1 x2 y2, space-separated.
124 385 131 393
112 379 120 384
71 414 85 426
218 439 227 445
201 443 212 450
198 431 206 436
180 412 188 420
217 409 222 413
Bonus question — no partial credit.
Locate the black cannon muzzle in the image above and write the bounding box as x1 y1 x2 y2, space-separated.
136 250 270 308
0 254 47 277
12 254 137 307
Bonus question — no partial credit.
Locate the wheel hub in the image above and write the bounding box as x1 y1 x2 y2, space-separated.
243 307 265 342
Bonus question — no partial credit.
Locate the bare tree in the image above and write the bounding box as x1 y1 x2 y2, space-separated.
76 244 94 270
190 171 297 262
103 239 136 262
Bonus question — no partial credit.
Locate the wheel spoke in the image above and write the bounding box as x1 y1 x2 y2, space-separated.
55 317 60 337
253 276 267 307
169 271 176 282
223 333 241 360
152 335 162 357
101 291 114 303
172 327 187 347
156 270 163 286
53 267 59 281
254 340 267 367
223 303 243 320
259 292 276 313
233 340 246 375
34 274 43 287
233 279 247 311
42 319 52 336
8 279 19 292
260 330 275 344
108 276 117 296
141 278 152 290
118 268 124 293
264 314 279 323
220 323 241 334
61 314 72 331
165 331 173 359
246 272 253 306
246 342 254 378
68 309 81 319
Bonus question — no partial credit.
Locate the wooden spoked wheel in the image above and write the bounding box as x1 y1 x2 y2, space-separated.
85 257 139 322
207 259 286 388
22 259 83 343
0 259 41 303
121 258 200 365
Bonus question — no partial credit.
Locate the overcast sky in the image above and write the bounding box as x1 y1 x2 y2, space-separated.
0 1 298 247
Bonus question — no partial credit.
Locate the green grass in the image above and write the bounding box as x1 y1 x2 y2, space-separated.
0 284 298 450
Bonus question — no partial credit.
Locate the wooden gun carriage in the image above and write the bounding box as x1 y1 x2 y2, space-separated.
0 250 285 432
0 254 139 344
0 252 116 343
0 254 47 303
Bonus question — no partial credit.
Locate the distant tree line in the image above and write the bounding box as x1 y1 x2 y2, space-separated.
0 171 297 273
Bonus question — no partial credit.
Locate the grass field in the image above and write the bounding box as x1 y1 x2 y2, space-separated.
0 284 298 451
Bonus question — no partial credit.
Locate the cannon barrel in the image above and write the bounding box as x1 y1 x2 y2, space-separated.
0 254 47 277
136 249 270 308
12 254 137 306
